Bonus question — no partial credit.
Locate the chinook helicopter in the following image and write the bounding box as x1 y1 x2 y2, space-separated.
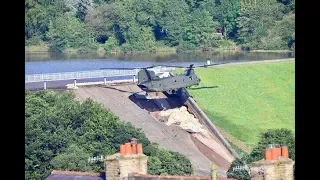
101 62 227 94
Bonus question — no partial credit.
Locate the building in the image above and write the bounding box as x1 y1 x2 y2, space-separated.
46 139 294 180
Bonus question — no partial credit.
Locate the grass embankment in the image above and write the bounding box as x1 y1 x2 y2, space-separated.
184 60 294 148
25 44 49 52
25 44 177 54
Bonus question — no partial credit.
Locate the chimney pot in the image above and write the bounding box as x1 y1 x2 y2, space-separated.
132 143 137 154
120 144 126 155
281 146 289 158
265 148 272 160
271 147 279 160
275 145 281 159
125 143 132 155
137 143 143 154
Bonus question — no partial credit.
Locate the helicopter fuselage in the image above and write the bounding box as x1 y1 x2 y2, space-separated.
138 73 200 92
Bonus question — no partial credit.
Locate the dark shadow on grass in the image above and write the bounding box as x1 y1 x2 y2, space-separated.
187 85 219 90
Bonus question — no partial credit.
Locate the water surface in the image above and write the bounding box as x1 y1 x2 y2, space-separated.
25 51 294 75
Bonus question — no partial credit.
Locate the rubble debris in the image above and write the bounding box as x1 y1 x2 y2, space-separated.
158 106 208 134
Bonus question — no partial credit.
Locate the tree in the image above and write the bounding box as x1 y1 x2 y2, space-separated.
148 156 165 175
46 15 96 52
50 144 92 171
183 9 219 48
25 0 69 41
227 128 295 179
155 0 189 46
235 0 288 49
25 90 193 179
249 128 295 162
76 0 93 22
25 0 295 52
227 158 250 180
212 0 241 39
104 36 119 51
85 3 115 43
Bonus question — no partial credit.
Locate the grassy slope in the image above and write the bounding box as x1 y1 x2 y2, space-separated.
187 61 295 146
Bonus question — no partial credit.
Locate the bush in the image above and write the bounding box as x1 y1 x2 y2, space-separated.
46 15 96 52
227 158 250 180
260 36 287 50
25 90 193 179
249 128 295 162
176 41 197 53
218 39 235 49
227 128 295 179
25 36 43 46
104 37 120 52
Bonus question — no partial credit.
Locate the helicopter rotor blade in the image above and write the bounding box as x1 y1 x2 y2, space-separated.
100 67 137 70
100 65 159 70
156 65 188 68
100 61 230 70
192 62 230 68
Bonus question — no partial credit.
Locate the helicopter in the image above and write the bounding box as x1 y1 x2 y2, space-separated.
101 62 227 95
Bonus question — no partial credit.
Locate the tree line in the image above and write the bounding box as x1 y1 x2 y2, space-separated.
25 90 192 179
25 0 295 53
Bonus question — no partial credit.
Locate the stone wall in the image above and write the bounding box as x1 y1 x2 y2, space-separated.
128 173 236 180
250 157 294 180
105 153 148 180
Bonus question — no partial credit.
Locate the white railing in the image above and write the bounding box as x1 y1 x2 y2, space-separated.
25 66 175 83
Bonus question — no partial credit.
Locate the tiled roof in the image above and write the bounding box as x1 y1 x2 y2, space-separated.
129 173 236 180
45 170 106 180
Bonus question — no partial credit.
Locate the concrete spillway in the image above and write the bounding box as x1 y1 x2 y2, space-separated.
73 84 234 176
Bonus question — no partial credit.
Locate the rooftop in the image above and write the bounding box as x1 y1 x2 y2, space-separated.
45 170 106 180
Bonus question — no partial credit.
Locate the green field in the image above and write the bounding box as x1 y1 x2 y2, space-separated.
185 61 295 147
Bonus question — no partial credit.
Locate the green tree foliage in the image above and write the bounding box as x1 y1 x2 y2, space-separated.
85 3 115 43
148 156 164 175
248 128 295 162
25 0 295 51
212 0 240 38
25 0 69 41
50 144 92 171
146 145 193 175
46 15 96 52
227 158 250 180
104 36 119 51
236 0 294 50
76 0 92 21
227 128 295 180
183 9 219 48
25 90 192 179
156 0 189 46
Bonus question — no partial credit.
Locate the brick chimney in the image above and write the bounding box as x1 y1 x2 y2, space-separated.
105 138 148 180
250 145 294 180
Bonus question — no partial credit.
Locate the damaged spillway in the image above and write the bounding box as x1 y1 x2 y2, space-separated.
149 95 235 169
74 84 235 176
156 106 208 134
